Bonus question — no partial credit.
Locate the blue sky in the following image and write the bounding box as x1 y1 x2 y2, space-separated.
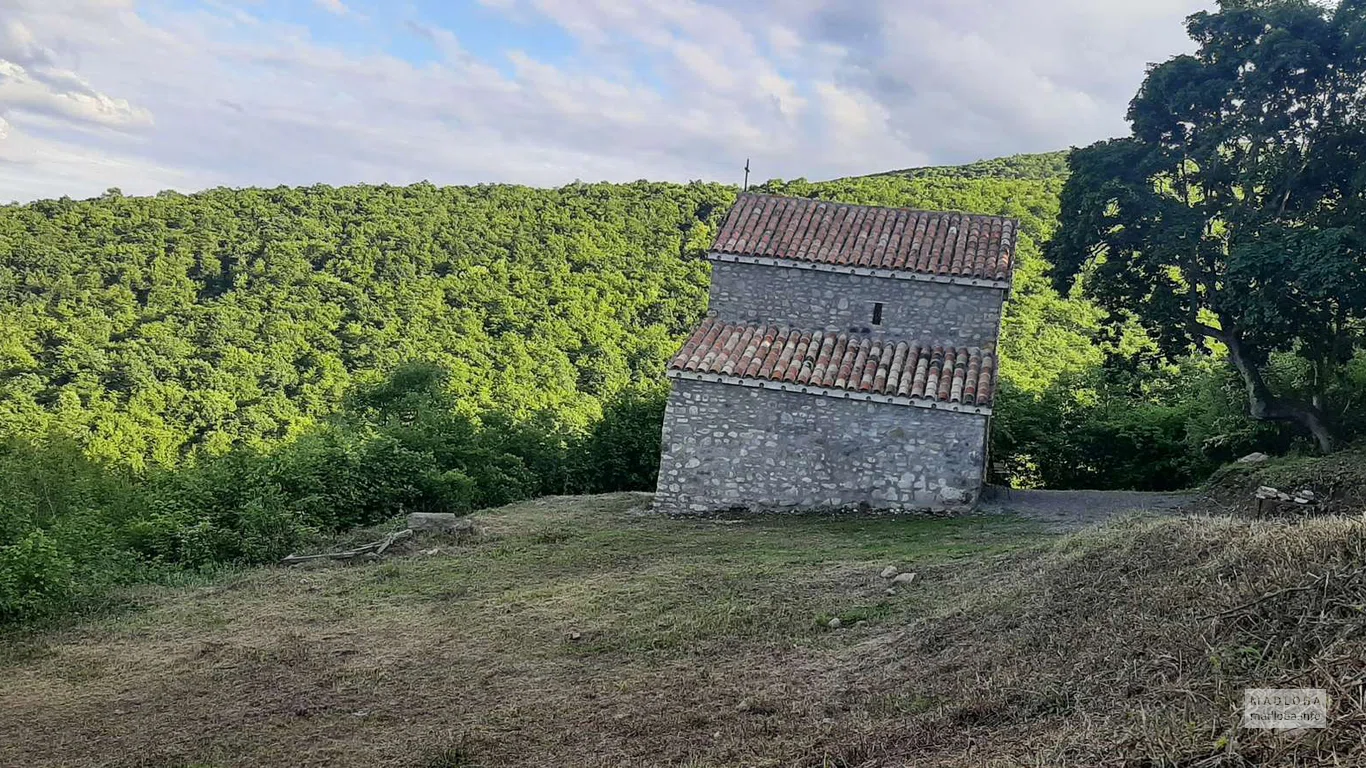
0 0 1211 202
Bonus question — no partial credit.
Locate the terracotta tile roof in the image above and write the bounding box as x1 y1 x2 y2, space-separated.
669 317 997 408
711 193 1018 282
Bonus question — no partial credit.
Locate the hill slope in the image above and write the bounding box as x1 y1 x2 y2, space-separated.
0 183 731 465
0 161 1093 470
865 151 1071 181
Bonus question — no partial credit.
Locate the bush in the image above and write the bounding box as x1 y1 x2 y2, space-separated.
577 385 667 493
0 530 75 623
0 362 670 626
992 357 1290 491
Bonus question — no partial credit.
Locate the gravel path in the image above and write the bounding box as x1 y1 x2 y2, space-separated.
977 487 1192 530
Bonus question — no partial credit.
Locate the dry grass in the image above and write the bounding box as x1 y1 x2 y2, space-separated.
1 493 1363 767
846 513 1366 766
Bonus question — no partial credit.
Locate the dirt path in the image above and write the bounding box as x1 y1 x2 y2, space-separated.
978 487 1192 530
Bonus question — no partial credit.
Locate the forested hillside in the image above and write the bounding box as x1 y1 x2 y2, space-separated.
870 151 1071 181
0 156 1291 623
0 183 730 466
1 162 1282 483
0 170 1056 464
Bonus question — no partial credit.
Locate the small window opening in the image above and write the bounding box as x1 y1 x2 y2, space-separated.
872 302 884 326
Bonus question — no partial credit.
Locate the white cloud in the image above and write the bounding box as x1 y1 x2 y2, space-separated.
0 0 1215 202
314 0 350 15
756 71 805 121
0 18 152 131
0 60 152 129
669 39 737 93
0 123 202 201
766 25 802 60
789 0 1209 160
815 82 877 135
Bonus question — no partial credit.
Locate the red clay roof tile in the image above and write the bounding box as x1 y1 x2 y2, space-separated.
670 317 997 408
711 193 1018 282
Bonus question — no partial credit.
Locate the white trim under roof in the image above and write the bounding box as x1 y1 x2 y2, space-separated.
707 252 1013 291
667 369 993 416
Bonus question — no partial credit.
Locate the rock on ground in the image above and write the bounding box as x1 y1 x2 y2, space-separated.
407 513 480 536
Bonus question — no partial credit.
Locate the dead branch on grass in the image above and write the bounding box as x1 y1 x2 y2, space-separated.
1199 566 1366 622
280 529 413 565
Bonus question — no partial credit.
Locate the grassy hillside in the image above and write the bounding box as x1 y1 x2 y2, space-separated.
4 493 1361 767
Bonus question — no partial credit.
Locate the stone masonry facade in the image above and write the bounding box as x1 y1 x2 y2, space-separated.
654 194 1016 516
707 259 1006 342
654 378 988 513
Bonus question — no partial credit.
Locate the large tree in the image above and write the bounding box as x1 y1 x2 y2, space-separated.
1051 0 1366 452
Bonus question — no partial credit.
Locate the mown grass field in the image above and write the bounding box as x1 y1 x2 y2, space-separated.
0 494 1044 768
3 492 1363 767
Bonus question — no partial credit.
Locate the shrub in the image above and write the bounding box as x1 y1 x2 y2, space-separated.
0 530 75 623
0 362 675 626
992 360 1275 491
577 385 667 493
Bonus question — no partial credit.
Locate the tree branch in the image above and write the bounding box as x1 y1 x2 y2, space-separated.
1193 322 1225 343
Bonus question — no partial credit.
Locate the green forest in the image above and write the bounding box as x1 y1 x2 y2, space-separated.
0 167 1272 624
5 0 1366 626
0 168 1267 486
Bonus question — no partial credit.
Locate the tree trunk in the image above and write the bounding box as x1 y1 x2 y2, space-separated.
1224 332 1336 453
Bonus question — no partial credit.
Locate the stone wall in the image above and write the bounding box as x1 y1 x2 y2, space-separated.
654 377 988 515
707 259 1005 343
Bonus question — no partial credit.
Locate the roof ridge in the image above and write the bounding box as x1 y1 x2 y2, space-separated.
733 191 1018 225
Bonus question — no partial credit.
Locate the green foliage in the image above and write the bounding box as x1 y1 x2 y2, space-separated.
578 385 669 493
0 181 733 467
0 362 676 623
1050 0 1366 450
0 530 75 623
871 151 1072 181
122 365 574 568
0 437 143 622
995 364 1214 491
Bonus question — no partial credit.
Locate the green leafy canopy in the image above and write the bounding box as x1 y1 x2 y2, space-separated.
1051 0 1366 450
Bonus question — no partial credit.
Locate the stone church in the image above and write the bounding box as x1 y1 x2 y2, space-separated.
653 193 1018 514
